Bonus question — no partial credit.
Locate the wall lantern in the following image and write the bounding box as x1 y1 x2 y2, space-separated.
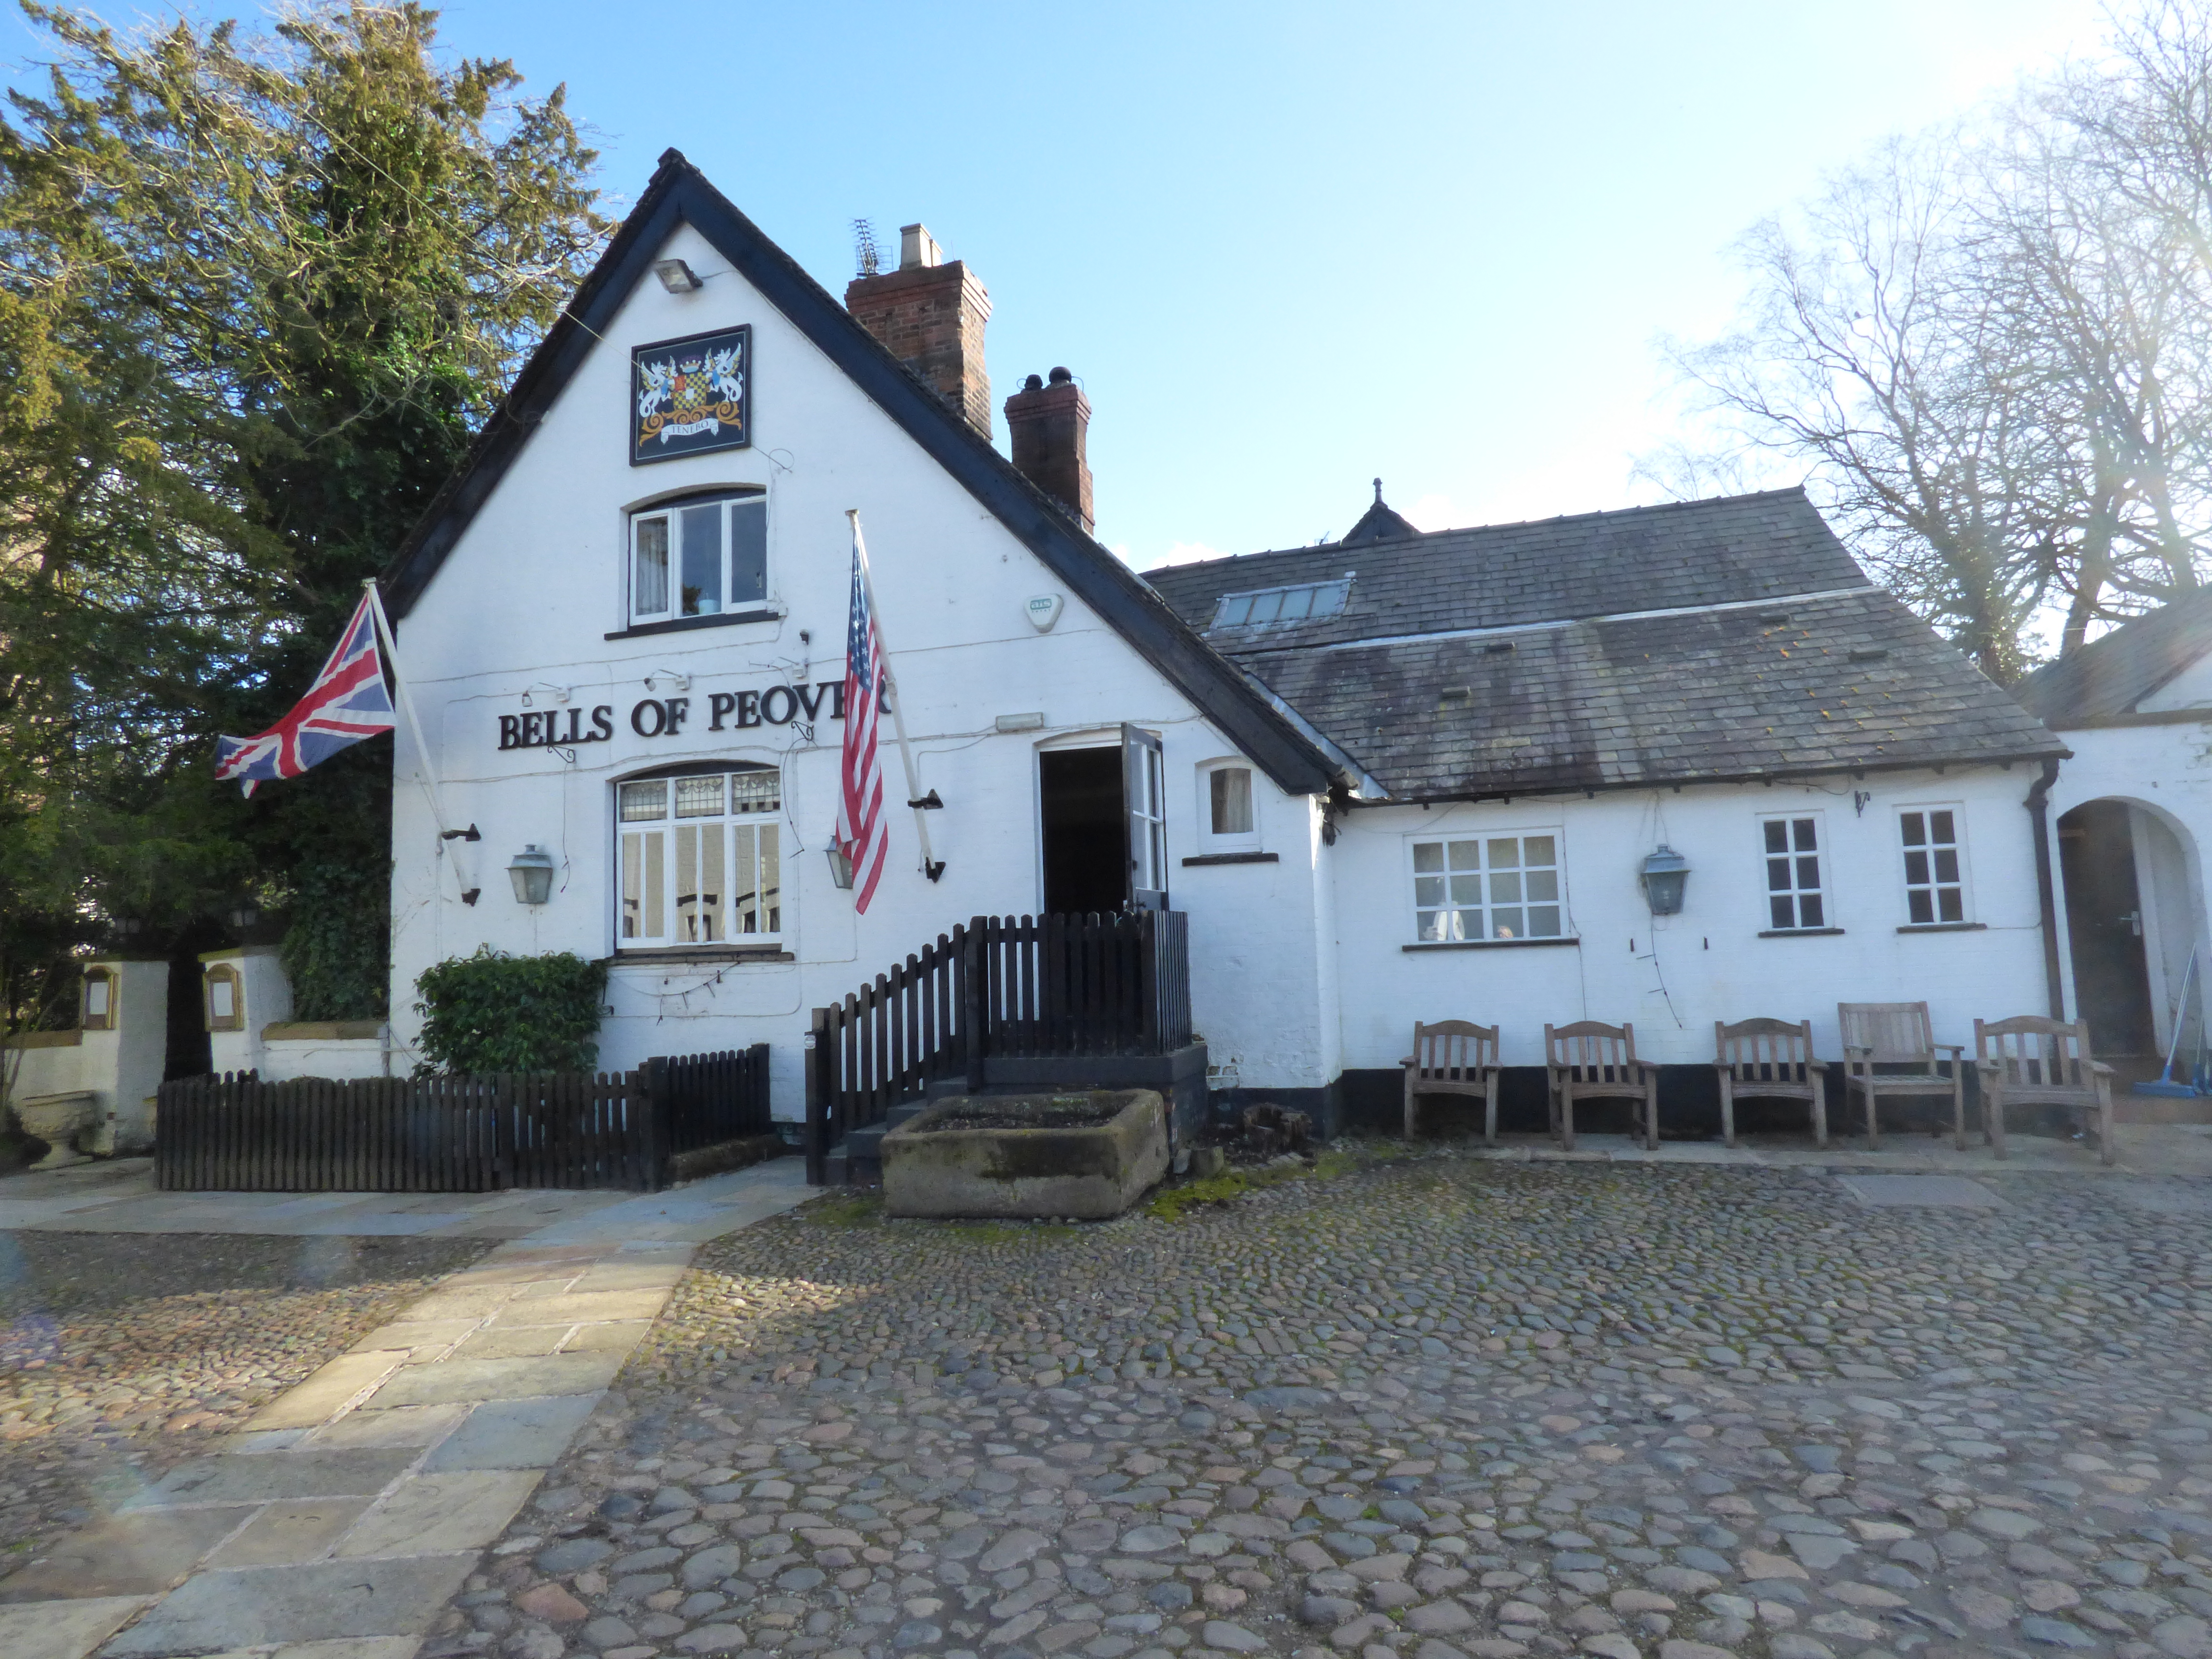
226 902 260 933
1640 845 1691 916
825 842 855 891
508 845 556 905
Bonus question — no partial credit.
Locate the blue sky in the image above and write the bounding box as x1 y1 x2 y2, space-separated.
4 1 2113 567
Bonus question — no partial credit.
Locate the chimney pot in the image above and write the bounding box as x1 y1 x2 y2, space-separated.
1004 368 1095 536
899 223 943 271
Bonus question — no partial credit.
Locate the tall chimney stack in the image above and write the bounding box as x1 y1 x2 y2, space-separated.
1003 368 1094 536
845 223 993 440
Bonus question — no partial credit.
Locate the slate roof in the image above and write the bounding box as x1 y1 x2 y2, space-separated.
2015 588 2212 727
379 151 1339 797
1147 490 2066 799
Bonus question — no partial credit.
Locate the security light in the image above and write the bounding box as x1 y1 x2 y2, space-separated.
508 845 556 905
653 259 701 293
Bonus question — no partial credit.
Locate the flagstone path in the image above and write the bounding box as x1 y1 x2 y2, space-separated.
0 1158 812 1659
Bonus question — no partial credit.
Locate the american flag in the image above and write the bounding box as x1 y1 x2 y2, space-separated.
214 590 397 796
835 523 890 912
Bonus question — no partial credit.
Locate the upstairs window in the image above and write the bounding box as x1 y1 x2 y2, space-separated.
1761 814 1826 930
618 765 782 949
630 490 767 627
1899 807 1967 924
1411 832 1564 942
1210 577 1351 630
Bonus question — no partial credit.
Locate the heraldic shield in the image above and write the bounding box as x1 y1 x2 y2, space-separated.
632 325 750 464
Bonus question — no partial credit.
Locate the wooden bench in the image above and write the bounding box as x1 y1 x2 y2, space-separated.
1545 1020 1659 1152
1402 1021 1501 1144
1839 1001 1964 1150
1715 1017 1827 1147
1975 1015 2116 1164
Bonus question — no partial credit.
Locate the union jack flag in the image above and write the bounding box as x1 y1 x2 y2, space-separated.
215 591 396 796
835 524 890 912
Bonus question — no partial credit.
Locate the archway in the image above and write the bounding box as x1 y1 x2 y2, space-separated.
2057 797 2205 1077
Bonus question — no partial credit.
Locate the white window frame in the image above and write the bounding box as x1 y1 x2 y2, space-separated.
615 764 785 951
1897 803 1972 926
1407 827 1567 943
1196 759 1261 851
1758 811 1830 932
627 489 769 628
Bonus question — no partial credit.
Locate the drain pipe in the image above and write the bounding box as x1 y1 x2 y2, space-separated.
2027 757 2066 1018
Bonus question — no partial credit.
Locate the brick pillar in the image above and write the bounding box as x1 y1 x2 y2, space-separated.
845 224 993 440
1003 368 1094 535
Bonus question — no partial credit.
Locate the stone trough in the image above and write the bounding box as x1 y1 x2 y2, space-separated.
881 1089 1170 1219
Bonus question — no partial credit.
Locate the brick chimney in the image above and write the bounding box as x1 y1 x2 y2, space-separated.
1003 367 1094 536
845 223 993 439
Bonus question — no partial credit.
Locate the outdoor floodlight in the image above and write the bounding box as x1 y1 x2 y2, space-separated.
1640 844 1690 916
653 259 702 293
508 844 556 905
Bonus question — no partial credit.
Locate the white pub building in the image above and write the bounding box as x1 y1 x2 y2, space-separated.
378 152 2070 1175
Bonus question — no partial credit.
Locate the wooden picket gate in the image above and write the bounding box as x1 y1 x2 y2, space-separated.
153 1045 771 1193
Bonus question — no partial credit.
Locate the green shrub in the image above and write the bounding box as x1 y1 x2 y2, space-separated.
412 948 608 1074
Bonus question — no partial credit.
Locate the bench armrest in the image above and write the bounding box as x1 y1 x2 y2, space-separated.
2086 1059 2116 1076
1843 1044 1873 1057
1937 1045 1966 1057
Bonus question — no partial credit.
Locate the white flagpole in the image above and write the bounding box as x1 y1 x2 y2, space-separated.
363 580 467 851
846 511 942 880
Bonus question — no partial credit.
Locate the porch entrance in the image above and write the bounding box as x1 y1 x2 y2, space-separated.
2058 797 2205 1079
1038 726 1168 915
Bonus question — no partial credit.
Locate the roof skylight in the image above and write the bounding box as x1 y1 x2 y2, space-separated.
1210 577 1352 630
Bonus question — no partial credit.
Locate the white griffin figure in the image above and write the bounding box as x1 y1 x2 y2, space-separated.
638 357 675 421
705 345 744 407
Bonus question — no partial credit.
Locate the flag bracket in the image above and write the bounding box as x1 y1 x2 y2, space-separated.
460 888 482 906
907 791 944 810
925 860 946 883
440 824 482 842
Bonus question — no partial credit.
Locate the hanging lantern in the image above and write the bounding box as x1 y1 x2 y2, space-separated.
1640 844 1690 915
507 845 556 905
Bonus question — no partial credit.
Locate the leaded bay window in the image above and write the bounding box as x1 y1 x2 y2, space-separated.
1899 807 1966 924
1762 814 1826 929
630 490 768 627
1412 832 1563 942
618 765 781 948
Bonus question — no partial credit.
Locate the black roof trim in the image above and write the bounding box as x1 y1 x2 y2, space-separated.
380 150 1337 797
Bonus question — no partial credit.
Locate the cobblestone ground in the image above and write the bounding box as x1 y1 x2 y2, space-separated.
0 1231 491 1561
453 1154 2212 1659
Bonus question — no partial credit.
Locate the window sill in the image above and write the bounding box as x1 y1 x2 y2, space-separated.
1182 851 1278 866
612 946 794 964
605 607 780 641
1758 927 1846 938
1896 922 1986 933
1403 936 1579 952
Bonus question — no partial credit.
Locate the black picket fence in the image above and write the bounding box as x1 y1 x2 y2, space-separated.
154 1045 771 1193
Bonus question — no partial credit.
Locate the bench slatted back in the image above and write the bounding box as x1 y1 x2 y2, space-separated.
1976 1015 2096 1098
1718 1017 1817 1086
1546 1020 1640 1085
1411 1021 1498 1082
1838 1001 1936 1065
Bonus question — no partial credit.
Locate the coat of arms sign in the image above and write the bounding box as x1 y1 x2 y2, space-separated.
631 326 750 464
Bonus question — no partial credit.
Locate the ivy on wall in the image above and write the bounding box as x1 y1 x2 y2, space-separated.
279 861 391 1022
413 949 609 1075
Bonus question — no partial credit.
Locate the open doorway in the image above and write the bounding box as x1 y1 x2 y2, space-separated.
1040 747 1126 915
1037 728 1168 916
2059 799 2158 1066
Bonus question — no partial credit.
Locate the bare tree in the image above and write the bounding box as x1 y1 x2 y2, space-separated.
1658 2 2212 674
